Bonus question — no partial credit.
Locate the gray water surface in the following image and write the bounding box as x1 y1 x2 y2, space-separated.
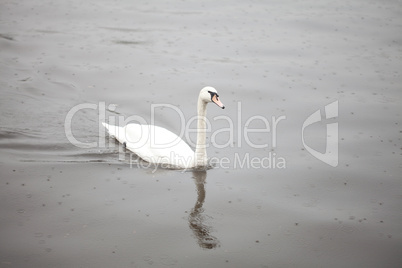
1 0 401 267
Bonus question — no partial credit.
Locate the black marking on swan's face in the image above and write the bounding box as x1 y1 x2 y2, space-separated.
208 90 225 109
208 90 219 101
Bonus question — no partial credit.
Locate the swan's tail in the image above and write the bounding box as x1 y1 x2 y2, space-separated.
102 122 125 143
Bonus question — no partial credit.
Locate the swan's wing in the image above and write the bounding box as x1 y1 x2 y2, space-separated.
102 122 130 144
126 124 195 167
103 123 194 168
103 122 150 146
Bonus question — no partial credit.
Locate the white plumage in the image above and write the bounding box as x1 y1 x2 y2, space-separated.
102 87 225 169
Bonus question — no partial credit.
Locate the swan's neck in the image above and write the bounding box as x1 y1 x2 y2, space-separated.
194 97 208 167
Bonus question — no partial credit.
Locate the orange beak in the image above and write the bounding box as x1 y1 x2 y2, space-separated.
212 94 225 109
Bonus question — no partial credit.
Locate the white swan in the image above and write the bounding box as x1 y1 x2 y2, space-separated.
102 86 225 169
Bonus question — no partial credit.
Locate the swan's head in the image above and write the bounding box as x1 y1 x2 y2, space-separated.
200 86 225 109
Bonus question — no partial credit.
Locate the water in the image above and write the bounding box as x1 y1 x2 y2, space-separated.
1 0 401 267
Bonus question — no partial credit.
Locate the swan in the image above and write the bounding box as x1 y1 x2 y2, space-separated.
102 86 225 169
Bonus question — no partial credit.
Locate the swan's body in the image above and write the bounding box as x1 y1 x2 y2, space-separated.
102 123 195 168
102 86 224 169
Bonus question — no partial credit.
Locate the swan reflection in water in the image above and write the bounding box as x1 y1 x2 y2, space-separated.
189 170 220 249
